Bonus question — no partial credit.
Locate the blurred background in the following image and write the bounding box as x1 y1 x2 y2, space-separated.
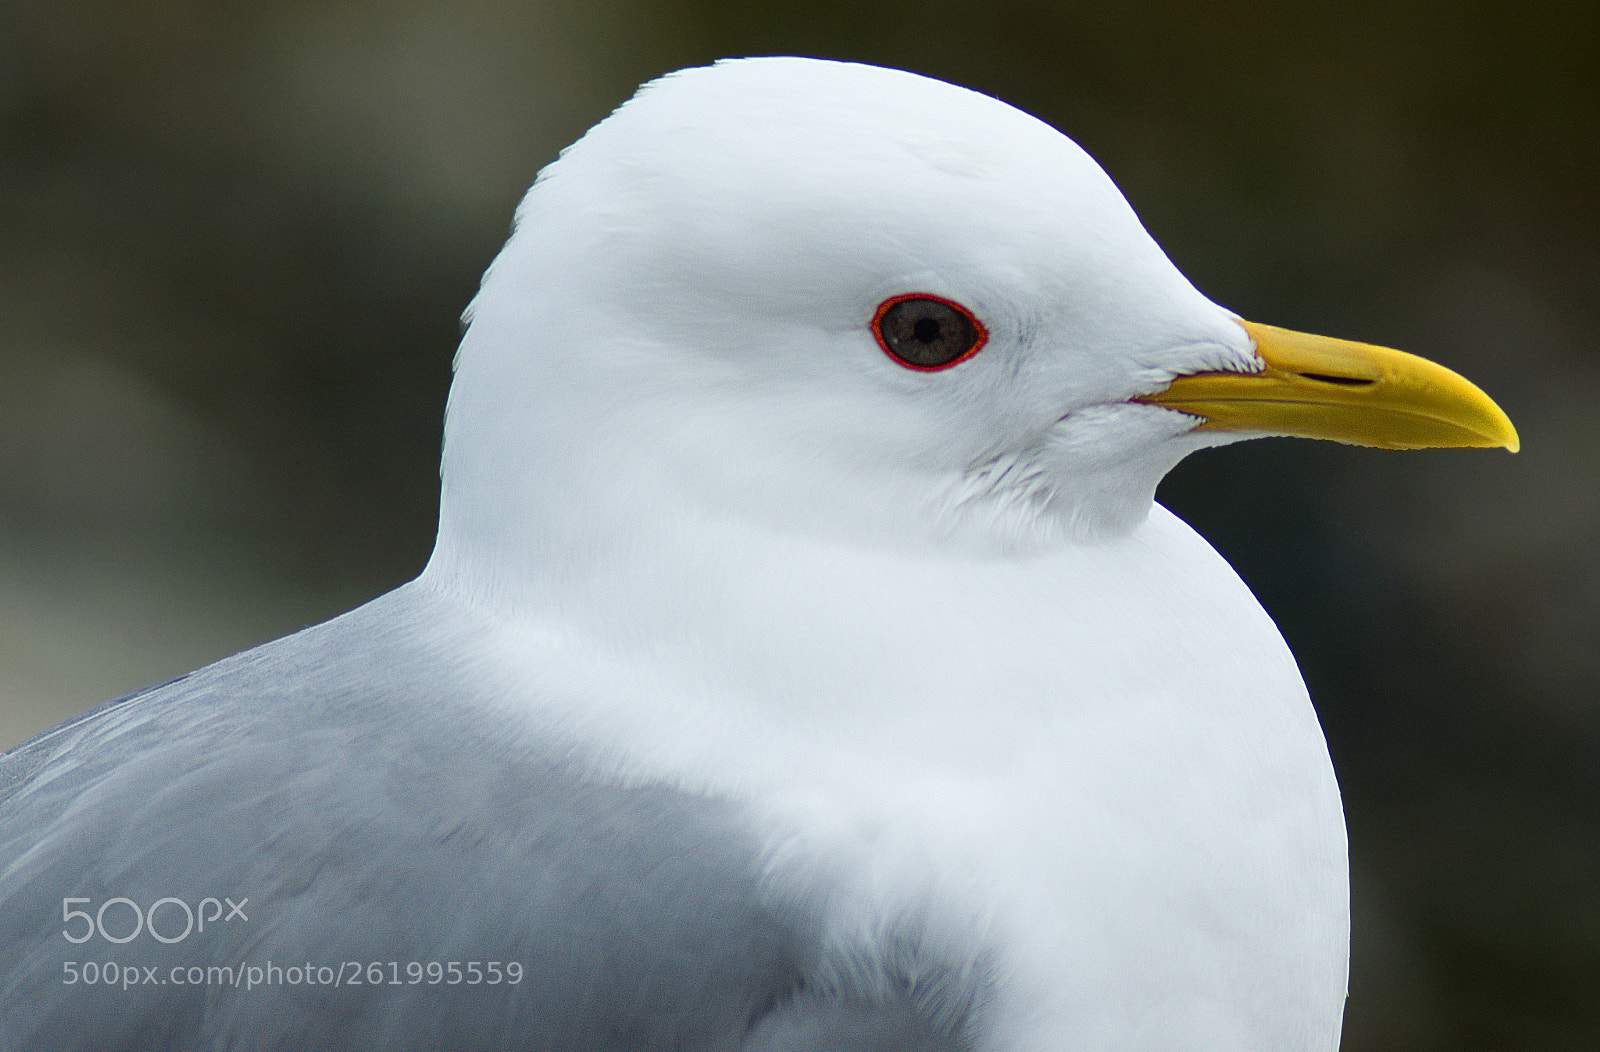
1 0 1595 1047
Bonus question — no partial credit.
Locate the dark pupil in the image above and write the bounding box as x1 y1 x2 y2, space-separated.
881 298 976 367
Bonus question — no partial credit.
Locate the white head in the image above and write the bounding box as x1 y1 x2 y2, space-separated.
426 58 1260 602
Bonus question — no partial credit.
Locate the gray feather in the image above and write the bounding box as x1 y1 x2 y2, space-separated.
0 590 981 1051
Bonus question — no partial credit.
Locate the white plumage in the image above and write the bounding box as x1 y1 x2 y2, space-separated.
429 57 1346 1050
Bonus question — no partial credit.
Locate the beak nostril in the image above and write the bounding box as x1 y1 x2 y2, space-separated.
1296 372 1376 387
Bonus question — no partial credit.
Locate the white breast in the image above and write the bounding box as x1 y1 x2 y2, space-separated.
462 504 1349 1051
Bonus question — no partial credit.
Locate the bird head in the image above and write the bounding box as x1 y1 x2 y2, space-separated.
434 58 1516 589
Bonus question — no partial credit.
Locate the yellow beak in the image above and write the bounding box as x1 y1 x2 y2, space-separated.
1136 319 1519 452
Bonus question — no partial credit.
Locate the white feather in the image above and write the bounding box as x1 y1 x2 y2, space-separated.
420 57 1347 1051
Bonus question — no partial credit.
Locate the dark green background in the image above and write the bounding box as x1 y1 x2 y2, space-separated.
2 2 1596 1048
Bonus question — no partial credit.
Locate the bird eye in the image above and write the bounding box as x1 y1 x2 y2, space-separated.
872 294 988 370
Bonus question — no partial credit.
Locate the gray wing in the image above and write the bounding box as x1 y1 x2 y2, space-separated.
0 606 976 1052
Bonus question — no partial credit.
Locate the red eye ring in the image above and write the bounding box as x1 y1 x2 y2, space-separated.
872 293 989 371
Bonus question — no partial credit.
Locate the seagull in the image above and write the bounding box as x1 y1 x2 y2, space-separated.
0 57 1516 1052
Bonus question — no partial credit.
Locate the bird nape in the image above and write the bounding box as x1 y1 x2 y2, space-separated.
0 57 1515 1052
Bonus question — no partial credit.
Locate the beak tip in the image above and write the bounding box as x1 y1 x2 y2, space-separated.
1487 412 1520 454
